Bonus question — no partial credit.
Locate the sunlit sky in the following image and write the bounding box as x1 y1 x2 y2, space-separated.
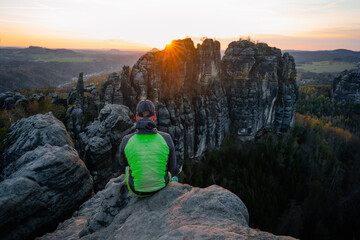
1 0 359 50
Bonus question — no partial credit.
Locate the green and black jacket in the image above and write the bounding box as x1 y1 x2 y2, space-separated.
118 118 176 195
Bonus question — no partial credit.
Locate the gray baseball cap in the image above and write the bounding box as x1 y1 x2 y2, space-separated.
136 100 155 117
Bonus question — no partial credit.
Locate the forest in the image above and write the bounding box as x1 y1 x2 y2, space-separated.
297 85 360 137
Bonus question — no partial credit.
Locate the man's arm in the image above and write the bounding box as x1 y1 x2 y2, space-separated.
167 136 176 175
118 135 132 172
159 132 177 175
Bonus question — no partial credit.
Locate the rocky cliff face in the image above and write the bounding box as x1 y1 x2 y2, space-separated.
0 113 93 240
93 39 230 174
39 175 294 240
222 41 297 138
332 66 360 104
112 38 297 170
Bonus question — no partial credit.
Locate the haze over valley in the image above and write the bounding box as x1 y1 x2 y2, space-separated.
0 46 144 92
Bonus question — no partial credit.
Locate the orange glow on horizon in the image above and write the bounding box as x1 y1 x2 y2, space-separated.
1 30 152 51
1 30 359 52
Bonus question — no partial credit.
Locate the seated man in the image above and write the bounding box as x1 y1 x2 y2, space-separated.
118 100 177 197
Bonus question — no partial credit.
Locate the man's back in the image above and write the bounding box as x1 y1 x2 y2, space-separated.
118 101 176 196
124 130 172 192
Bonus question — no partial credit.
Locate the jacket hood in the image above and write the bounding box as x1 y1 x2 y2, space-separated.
135 119 157 134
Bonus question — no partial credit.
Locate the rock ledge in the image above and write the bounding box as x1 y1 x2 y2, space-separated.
39 175 294 240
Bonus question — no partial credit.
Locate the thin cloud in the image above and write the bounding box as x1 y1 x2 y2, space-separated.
0 6 45 9
299 27 360 39
34 2 60 10
324 0 344 9
0 1 62 10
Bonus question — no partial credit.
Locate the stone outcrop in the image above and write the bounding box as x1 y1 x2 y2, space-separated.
68 72 85 106
0 113 93 240
76 72 85 104
0 91 28 110
197 38 221 87
66 74 101 150
100 72 123 104
39 175 294 240
30 93 45 102
110 38 297 171
221 41 298 137
119 65 137 107
79 104 135 191
332 66 360 104
68 73 101 110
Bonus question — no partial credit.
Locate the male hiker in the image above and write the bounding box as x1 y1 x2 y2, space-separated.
118 99 177 197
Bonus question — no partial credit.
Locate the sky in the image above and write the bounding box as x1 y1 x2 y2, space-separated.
0 0 359 51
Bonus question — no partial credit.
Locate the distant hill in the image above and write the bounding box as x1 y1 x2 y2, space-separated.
0 46 145 93
24 46 76 55
284 49 360 64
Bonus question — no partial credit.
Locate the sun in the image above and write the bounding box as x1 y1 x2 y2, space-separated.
149 36 187 50
151 41 169 50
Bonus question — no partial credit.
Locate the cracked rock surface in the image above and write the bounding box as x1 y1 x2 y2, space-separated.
39 175 294 240
0 113 93 240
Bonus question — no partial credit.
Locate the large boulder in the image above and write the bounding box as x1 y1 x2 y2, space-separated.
79 104 135 191
0 112 93 240
39 175 294 240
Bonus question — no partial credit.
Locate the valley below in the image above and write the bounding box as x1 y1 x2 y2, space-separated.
0 46 144 92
